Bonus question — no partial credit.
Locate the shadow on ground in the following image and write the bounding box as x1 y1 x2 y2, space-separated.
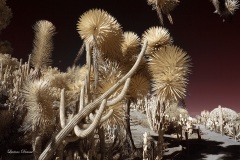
161 137 240 160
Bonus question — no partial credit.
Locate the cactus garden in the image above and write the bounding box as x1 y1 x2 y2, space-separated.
0 0 240 160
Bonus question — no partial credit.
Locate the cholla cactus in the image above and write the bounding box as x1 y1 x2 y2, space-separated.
200 110 210 125
207 106 238 134
209 105 238 123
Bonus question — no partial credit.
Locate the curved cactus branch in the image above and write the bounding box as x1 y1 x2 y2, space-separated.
60 88 66 128
74 99 106 138
38 40 147 160
100 109 113 123
106 78 131 106
89 109 113 124
62 135 80 146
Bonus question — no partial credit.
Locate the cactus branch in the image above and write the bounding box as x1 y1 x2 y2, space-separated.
106 78 131 106
60 88 66 128
100 109 113 123
85 43 92 104
38 40 147 160
73 99 106 138
89 109 114 123
79 85 85 112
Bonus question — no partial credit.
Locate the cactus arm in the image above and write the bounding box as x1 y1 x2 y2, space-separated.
38 40 147 160
79 85 85 112
106 78 131 106
27 54 31 74
74 99 107 138
60 89 66 128
85 43 92 104
89 113 95 122
100 109 113 123
89 109 113 123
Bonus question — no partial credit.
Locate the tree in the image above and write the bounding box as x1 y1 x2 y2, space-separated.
0 0 12 32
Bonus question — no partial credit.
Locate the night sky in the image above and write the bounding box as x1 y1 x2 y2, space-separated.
1 0 240 116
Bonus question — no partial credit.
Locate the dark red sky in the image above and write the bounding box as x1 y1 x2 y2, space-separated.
1 0 240 116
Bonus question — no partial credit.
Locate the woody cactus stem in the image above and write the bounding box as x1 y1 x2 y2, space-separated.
60 88 66 128
38 41 147 160
85 43 92 104
93 47 99 90
219 105 223 135
79 85 85 112
33 136 43 160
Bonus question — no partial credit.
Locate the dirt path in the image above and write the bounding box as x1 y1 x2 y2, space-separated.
130 110 240 160
174 125 240 160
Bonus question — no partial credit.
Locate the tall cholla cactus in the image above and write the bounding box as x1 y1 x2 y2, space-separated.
147 0 179 25
211 0 239 21
31 20 56 70
148 45 191 103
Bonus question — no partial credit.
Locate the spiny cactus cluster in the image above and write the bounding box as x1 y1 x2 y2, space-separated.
198 105 240 141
